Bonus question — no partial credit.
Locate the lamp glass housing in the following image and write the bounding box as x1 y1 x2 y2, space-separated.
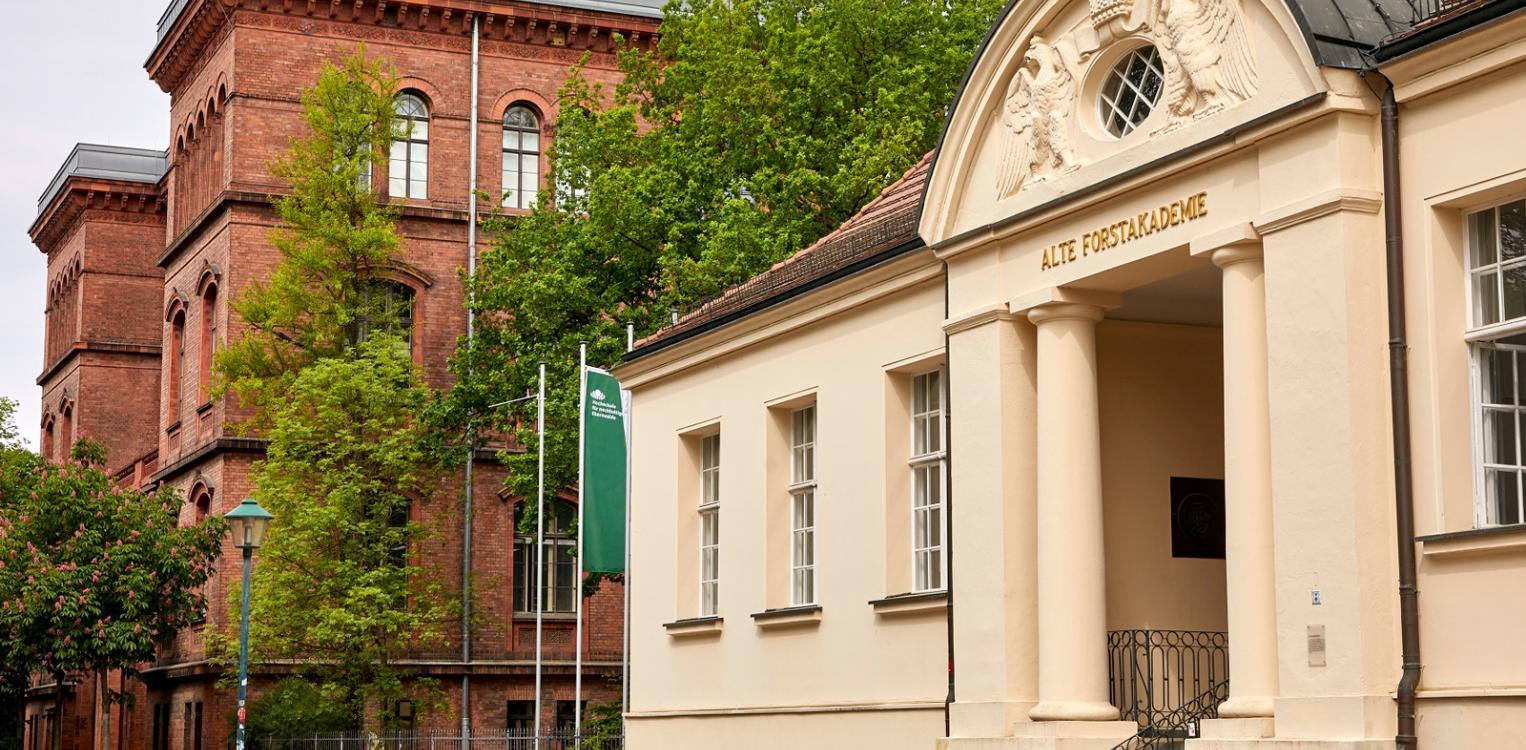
227 499 275 550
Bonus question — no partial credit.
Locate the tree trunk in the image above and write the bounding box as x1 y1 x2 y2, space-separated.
97 672 111 750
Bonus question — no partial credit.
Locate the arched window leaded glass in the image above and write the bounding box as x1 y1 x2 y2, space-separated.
502 105 541 209
390 93 429 199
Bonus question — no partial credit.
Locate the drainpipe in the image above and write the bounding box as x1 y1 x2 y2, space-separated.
461 14 481 740
942 260 955 737
1377 75 1421 750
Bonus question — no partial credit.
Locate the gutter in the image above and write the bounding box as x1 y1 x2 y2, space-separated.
1371 0 1526 62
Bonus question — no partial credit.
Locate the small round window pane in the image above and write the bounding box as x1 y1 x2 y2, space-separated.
1099 46 1164 138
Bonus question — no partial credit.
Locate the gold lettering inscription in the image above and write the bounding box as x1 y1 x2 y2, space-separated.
1040 192 1209 271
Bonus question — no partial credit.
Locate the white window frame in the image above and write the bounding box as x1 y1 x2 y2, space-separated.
789 405 817 606
390 93 429 200
699 433 721 617
502 105 541 209
1465 197 1526 528
910 370 947 592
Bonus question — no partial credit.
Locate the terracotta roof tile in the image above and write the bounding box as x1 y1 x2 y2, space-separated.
632 152 931 353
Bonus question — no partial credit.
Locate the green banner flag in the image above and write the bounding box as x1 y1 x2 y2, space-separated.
582 367 628 573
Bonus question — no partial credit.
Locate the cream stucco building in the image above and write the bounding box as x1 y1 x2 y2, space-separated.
616 0 1526 747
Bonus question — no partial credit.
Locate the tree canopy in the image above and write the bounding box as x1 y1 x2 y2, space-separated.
451 0 1002 501
0 413 224 749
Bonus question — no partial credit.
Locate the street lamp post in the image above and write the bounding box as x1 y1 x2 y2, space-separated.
226 498 275 750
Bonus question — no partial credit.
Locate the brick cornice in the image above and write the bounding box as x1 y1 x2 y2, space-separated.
159 189 474 268
36 341 164 386
148 0 663 94
150 436 269 484
29 178 166 254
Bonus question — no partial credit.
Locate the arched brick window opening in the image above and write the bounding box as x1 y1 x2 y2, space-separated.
190 484 213 524
390 92 429 200
512 499 577 613
58 405 73 461
350 280 416 356
198 283 218 404
168 309 186 425
41 416 55 463
501 104 541 209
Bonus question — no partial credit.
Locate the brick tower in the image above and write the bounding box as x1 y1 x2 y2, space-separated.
25 2 661 748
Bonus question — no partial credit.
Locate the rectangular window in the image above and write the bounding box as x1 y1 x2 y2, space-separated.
790 406 817 605
910 371 947 591
1468 200 1526 527
506 700 535 735
192 701 204 750
554 701 586 731
512 502 577 614
150 704 169 750
699 433 720 617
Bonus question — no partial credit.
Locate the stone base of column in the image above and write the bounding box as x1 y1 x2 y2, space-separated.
1028 701 1121 722
1218 696 1277 719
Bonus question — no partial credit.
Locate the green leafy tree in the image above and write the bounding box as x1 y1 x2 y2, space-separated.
210 48 453 730
223 336 454 727
0 433 224 750
216 47 404 419
450 0 1002 505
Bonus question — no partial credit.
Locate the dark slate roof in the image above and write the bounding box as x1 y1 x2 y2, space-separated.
156 0 665 49
38 144 167 216
628 153 932 357
1286 0 1423 67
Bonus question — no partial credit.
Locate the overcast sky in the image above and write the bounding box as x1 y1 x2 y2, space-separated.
0 2 169 448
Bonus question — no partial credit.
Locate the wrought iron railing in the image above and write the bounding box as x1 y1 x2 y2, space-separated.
1110 679 1230 750
1403 0 1495 28
1106 629 1228 732
254 732 621 750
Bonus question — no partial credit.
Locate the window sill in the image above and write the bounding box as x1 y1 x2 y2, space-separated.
663 616 723 637
751 605 822 629
869 590 948 617
195 401 214 416
164 420 182 435
1418 524 1526 559
514 611 578 622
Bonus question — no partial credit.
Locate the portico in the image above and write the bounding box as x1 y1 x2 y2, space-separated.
922 0 1398 740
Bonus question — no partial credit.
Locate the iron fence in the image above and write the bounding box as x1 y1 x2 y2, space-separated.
1106 629 1228 732
253 732 621 750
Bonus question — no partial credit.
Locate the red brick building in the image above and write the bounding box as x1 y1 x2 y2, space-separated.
25 1 660 747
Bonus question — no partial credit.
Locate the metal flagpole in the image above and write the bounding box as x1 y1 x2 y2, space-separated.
624 323 635 715
534 363 546 750
574 343 587 741
622 388 633 715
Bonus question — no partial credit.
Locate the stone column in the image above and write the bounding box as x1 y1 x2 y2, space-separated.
1212 241 1280 719
1026 301 1118 723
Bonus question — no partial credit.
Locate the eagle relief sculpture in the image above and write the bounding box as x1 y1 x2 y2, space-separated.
997 35 1082 198
1153 0 1258 116
996 0 1257 197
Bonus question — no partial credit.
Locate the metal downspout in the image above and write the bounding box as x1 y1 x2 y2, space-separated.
1378 77 1421 750
461 15 481 740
